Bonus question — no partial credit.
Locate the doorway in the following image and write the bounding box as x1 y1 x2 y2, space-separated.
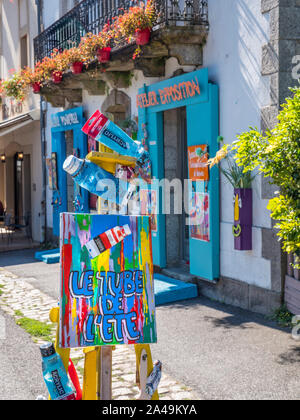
13 153 31 231
163 107 189 267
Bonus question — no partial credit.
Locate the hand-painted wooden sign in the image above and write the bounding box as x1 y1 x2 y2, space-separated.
188 145 209 181
59 213 157 349
233 188 252 250
136 73 201 110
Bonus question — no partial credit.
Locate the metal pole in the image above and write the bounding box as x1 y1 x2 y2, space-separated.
35 0 48 244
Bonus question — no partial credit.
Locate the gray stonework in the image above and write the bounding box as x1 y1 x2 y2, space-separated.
197 1 299 315
194 276 281 316
259 0 300 300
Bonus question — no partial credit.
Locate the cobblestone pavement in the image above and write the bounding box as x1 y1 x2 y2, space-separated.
0 267 199 400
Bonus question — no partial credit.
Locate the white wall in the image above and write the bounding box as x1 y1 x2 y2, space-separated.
0 0 42 242
204 0 272 288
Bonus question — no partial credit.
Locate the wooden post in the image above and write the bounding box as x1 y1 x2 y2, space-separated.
97 347 113 400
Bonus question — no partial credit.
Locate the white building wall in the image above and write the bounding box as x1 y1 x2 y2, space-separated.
0 0 42 242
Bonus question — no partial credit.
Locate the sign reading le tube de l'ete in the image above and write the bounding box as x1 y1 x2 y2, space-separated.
59 213 157 349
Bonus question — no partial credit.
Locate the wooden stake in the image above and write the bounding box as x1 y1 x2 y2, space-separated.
97 347 113 400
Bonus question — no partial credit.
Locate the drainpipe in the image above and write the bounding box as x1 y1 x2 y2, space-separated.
35 0 48 244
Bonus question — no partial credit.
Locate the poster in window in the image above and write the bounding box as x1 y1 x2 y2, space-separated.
140 189 158 233
46 153 58 190
188 145 209 181
189 192 210 242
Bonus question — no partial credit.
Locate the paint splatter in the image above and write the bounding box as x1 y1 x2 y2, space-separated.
59 213 157 349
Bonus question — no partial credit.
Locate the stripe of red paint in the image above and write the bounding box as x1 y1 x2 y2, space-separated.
78 299 88 346
120 240 124 271
101 233 111 249
62 243 72 348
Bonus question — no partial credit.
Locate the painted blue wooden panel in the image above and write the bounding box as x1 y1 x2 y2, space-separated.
186 84 220 281
137 68 209 115
51 107 84 133
52 131 67 237
51 107 89 235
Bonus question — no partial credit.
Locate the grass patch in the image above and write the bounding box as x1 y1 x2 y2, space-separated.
16 317 53 341
14 310 24 317
268 305 296 328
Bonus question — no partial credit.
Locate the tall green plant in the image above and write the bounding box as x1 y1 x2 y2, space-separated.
232 86 300 257
220 154 255 189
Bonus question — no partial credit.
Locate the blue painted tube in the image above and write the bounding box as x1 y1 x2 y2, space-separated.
63 155 133 206
82 110 149 167
40 343 75 400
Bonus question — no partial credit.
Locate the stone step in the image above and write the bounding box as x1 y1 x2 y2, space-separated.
154 274 198 306
161 267 196 283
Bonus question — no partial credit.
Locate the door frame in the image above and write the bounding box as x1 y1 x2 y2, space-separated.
137 69 220 282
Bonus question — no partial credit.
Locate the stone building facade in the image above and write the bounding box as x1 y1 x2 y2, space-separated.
32 0 300 315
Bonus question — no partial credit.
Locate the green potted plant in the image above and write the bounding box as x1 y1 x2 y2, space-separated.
65 47 85 74
208 141 256 251
114 0 157 58
80 27 112 64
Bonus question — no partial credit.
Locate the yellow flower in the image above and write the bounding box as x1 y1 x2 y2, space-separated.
207 146 229 168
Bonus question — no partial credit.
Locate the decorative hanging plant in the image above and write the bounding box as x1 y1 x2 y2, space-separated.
2 70 28 101
96 47 111 63
52 70 63 84
65 47 85 74
0 2 159 100
32 81 41 93
135 27 151 46
80 27 112 64
208 139 256 251
114 0 157 58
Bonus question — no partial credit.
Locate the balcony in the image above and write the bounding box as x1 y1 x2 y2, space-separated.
34 0 209 106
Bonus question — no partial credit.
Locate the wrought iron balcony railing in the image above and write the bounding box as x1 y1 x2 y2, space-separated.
34 0 208 63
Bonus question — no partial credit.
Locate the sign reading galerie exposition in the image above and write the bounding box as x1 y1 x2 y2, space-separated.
59 213 157 349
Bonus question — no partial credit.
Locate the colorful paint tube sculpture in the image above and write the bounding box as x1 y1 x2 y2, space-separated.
82 110 151 181
145 361 162 398
40 342 76 400
63 155 134 207
233 188 253 250
85 224 132 259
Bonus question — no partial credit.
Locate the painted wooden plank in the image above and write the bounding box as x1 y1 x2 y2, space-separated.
285 275 300 314
285 275 300 292
83 347 97 400
98 347 112 400
284 292 300 309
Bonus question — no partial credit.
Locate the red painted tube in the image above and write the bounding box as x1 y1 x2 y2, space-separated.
68 359 82 401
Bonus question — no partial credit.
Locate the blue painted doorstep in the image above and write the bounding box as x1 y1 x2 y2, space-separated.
154 274 198 306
